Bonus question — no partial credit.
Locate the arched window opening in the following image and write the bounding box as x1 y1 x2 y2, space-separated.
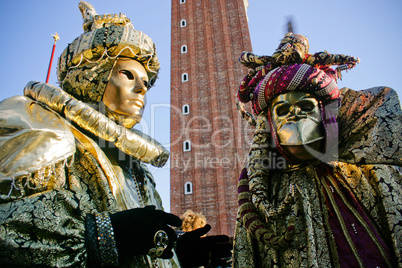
182 73 188 82
183 140 191 152
184 181 193 194
180 19 187 27
182 104 190 115
181 45 187 53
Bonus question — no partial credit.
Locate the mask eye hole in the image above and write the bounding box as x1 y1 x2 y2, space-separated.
119 70 134 80
276 104 291 116
299 100 315 112
142 80 148 88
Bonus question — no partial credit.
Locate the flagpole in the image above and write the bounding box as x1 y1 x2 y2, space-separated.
46 33 60 83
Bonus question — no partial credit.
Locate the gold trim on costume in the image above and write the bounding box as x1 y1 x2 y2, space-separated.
327 173 393 268
320 176 365 268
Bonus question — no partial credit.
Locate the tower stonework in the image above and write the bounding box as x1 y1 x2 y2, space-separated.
170 0 253 236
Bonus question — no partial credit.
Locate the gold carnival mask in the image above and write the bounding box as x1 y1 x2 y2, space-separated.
271 91 324 160
103 58 149 128
270 92 324 159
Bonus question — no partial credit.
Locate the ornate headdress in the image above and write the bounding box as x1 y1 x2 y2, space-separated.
57 1 160 103
237 32 359 118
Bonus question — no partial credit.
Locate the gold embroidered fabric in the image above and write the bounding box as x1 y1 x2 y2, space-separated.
0 84 179 267
233 87 402 267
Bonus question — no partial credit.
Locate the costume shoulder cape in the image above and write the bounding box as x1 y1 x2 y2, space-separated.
0 95 75 180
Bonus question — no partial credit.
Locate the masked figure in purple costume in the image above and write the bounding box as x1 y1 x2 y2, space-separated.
0 1 231 267
233 33 402 267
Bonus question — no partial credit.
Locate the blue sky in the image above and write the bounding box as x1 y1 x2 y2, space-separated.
0 0 401 211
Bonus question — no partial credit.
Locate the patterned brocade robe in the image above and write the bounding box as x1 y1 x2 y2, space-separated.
0 82 180 267
233 87 402 268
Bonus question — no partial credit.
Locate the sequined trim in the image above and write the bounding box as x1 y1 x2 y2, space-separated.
257 67 277 111
95 212 119 266
316 79 337 97
85 213 101 267
287 63 310 91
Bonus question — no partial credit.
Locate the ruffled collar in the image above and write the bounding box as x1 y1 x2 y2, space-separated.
24 81 169 167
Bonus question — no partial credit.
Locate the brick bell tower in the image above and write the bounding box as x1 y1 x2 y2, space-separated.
170 0 253 237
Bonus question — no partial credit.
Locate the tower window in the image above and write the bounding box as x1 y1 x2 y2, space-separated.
184 181 193 194
182 73 188 82
180 0 186 4
182 104 190 115
180 19 187 27
181 45 187 53
183 140 191 152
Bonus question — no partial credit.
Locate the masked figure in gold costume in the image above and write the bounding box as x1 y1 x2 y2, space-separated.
0 1 231 267
233 33 402 267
